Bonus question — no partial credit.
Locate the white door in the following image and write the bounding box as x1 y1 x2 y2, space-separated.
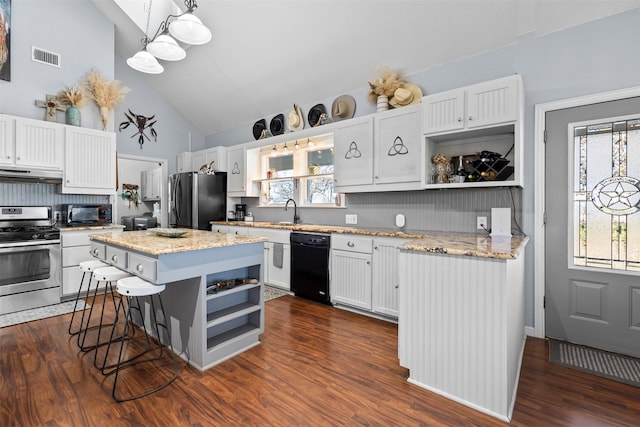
333 117 373 187
545 97 640 357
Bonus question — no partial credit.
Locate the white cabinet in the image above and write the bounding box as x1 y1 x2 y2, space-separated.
191 146 228 173
421 75 523 189
333 116 374 188
0 115 64 169
177 151 192 172
423 75 520 135
227 146 259 196
141 166 162 201
227 225 249 235
246 227 291 291
372 238 403 318
61 127 116 194
331 234 373 310
211 224 229 233
61 228 122 297
373 105 422 188
191 151 205 172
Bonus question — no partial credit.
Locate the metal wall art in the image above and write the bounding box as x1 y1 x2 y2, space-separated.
119 109 158 148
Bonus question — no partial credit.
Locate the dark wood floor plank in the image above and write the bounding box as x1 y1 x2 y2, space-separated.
1 294 639 426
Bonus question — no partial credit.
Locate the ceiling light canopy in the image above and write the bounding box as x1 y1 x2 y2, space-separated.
127 0 211 74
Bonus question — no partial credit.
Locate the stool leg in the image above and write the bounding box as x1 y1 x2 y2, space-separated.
110 294 179 402
77 273 101 351
68 270 90 336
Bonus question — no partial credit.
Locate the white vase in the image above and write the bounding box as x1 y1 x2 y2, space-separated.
100 106 109 131
377 95 389 112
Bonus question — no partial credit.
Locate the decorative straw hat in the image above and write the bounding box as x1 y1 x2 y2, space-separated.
287 104 304 132
389 84 423 108
331 95 356 121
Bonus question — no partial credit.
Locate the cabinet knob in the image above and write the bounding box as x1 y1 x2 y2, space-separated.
16 156 20 160
457 117 462 122
136 264 143 272
374 246 378 250
468 116 473 121
394 284 399 289
366 261 371 265
111 255 118 262
5 155 9 159
347 241 355 247
374 176 379 179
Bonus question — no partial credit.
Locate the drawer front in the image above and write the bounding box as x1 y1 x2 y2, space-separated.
249 227 290 244
212 225 229 233
106 246 128 269
128 253 157 282
62 232 92 247
331 234 373 254
89 242 106 260
62 245 91 267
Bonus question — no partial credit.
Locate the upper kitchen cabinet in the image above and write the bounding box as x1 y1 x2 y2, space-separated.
61 127 116 194
0 115 64 169
177 151 192 172
192 146 228 173
373 105 422 189
227 146 259 197
421 75 524 189
141 166 162 201
333 116 374 189
423 75 520 135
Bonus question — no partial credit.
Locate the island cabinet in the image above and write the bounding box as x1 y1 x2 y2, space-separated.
60 227 123 298
398 235 528 422
88 230 266 371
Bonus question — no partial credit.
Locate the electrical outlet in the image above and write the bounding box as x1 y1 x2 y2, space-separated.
54 211 61 222
477 216 487 230
345 214 358 225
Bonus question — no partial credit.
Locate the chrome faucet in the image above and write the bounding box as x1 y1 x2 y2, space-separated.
284 198 300 224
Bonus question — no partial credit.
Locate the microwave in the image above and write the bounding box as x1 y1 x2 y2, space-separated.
61 204 112 227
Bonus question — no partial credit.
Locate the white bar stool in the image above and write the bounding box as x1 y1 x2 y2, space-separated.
68 259 108 336
103 276 179 402
77 266 131 361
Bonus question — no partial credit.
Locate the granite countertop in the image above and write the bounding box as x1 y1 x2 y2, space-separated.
89 228 267 256
211 221 429 239
212 221 528 260
59 224 125 232
403 231 529 260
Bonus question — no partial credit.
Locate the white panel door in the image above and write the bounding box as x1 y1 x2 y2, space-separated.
422 90 465 134
227 147 246 193
466 76 518 129
14 118 64 169
372 239 401 317
62 127 116 194
331 250 372 310
333 117 374 187
374 105 421 185
0 115 14 165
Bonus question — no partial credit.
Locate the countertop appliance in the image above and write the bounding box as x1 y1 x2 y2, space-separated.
290 231 331 304
169 172 227 230
61 204 112 227
0 206 61 315
234 204 246 221
121 215 158 231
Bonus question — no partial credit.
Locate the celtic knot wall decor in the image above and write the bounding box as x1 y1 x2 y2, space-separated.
387 136 408 156
231 162 241 174
344 141 362 159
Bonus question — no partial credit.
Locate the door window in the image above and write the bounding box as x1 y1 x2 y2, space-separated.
572 116 640 271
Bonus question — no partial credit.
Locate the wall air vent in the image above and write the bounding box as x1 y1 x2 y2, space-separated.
31 47 61 68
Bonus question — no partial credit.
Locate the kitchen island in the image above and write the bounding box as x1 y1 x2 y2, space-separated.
89 229 267 371
398 232 529 422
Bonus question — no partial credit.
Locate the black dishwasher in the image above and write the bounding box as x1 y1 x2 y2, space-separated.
290 232 331 305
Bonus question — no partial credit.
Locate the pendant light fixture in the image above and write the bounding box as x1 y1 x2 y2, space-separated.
128 0 211 74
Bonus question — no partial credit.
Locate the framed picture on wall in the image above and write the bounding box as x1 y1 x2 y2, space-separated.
0 0 10 82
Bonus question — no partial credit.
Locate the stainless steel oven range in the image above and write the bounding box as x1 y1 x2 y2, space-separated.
0 206 61 315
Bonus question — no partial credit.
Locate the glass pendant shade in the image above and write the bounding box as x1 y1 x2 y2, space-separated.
146 34 186 61
126 50 164 74
169 13 212 45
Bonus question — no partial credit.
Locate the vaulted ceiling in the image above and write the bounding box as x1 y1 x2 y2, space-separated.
91 0 640 137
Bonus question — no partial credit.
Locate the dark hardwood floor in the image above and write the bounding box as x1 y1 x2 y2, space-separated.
1 294 639 426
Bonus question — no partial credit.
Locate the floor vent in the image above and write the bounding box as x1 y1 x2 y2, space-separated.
32 46 61 68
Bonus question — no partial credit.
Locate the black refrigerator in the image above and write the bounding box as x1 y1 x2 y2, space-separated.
169 172 227 230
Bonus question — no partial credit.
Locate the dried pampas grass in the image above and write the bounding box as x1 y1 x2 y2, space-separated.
83 68 129 110
367 66 406 104
58 85 86 107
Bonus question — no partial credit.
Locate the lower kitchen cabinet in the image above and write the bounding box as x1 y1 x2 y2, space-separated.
246 227 291 291
61 227 122 298
331 234 373 310
371 238 403 318
331 234 402 319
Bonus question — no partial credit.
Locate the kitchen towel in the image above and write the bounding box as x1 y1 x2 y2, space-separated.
273 242 284 269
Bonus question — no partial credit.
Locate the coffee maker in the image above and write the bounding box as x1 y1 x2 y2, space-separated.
234 204 246 221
